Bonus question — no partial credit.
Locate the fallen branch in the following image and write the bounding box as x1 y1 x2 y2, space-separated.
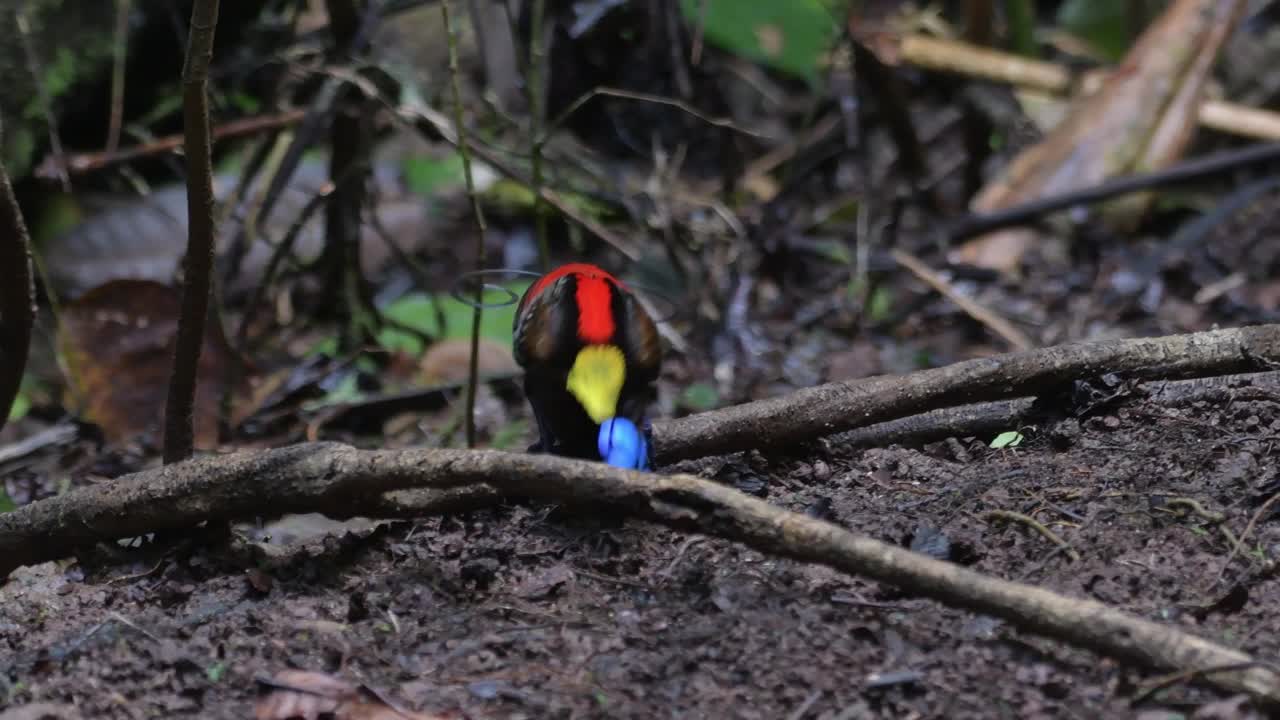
649 324 1280 463
889 33 1280 143
822 369 1280 451
1 442 1278 703
944 141 1280 242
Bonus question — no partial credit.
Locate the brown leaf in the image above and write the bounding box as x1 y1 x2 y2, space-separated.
57 279 255 448
42 165 433 301
954 0 1247 273
0 704 82 720
245 568 274 594
254 670 451 720
514 563 575 599
417 338 517 387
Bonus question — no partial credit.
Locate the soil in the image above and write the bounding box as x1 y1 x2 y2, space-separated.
5 381 1280 719
8 5 1280 718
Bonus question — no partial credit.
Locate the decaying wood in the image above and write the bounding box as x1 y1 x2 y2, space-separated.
649 324 1280 463
2 442 1278 703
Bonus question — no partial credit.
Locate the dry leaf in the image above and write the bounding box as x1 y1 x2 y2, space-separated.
254 670 450 720
41 163 432 301
0 704 81 720
57 279 255 448
417 338 517 386
514 563 575 600
953 0 1247 273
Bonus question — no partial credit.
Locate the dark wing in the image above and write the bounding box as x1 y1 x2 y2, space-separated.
612 284 662 382
513 272 581 369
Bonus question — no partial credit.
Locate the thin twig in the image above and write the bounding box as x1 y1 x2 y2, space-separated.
785 690 823 720
527 0 551 271
0 118 36 434
441 0 490 448
15 8 70 192
984 510 1081 562
542 87 775 144
1163 497 1225 524
313 63 643 259
1131 661 1273 707
1213 490 1280 585
234 181 336 350
1160 496 1240 556
107 0 132 154
35 110 308 181
162 0 221 464
892 248 1035 350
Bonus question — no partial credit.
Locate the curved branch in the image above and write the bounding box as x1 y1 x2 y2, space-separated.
0 443 1278 704
650 324 1280 463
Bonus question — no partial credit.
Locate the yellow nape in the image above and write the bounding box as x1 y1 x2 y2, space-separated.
566 344 627 424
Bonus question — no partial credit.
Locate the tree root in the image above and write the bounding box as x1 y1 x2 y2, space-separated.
2 442 1280 703
650 324 1280 463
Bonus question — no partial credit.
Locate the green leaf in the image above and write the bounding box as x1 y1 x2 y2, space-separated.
990 430 1024 449
1056 0 1132 62
679 382 720 412
490 419 530 450
318 373 363 407
7 391 30 422
818 199 861 228
0 488 15 514
481 178 616 221
228 92 261 114
3 126 36 180
1004 0 1037 57
866 286 893 324
403 153 468 197
847 279 894 324
810 239 852 264
5 373 41 423
304 336 338 359
380 281 532 351
30 192 83 245
679 0 846 80
206 663 227 683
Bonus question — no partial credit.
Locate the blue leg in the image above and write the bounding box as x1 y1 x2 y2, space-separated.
600 417 650 470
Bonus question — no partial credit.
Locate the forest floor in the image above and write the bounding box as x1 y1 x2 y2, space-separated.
8 4 1280 717
5 369 1280 719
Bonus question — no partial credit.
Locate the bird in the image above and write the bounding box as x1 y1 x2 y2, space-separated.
512 263 661 469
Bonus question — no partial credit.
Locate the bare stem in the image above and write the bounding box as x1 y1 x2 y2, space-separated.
163 0 221 464
442 0 490 448
107 0 132 154
0 119 36 434
527 0 551 270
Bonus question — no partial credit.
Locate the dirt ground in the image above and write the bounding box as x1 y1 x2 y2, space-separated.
4 373 1280 719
